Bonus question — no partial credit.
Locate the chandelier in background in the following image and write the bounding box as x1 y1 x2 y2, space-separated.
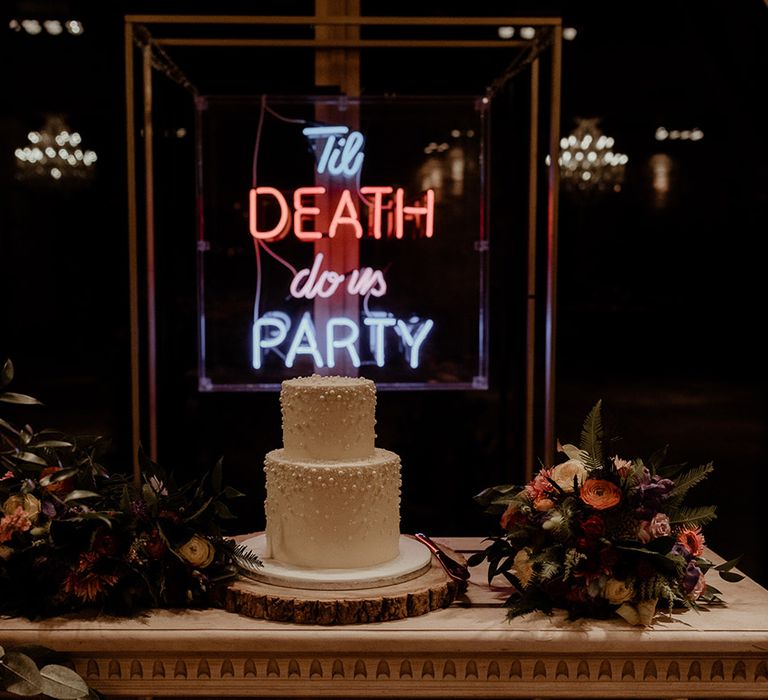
558 117 627 193
14 116 97 184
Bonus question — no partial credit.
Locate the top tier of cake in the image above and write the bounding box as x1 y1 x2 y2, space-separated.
280 375 376 461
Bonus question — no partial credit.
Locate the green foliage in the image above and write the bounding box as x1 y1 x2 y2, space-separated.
578 400 604 469
0 360 258 619
0 644 96 699
668 505 718 528
471 400 744 626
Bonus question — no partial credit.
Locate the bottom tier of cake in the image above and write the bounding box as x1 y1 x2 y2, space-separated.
264 447 401 568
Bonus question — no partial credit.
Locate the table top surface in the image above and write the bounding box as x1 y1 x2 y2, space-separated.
3 537 766 654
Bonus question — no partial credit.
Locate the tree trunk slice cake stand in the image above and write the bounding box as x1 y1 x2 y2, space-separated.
223 533 463 625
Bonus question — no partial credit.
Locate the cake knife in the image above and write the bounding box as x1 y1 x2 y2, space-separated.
412 532 471 584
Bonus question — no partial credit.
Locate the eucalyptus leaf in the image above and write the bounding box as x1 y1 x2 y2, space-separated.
718 570 745 583
142 482 158 506
466 551 487 567
1 650 44 696
714 555 742 572
39 468 79 487
67 512 113 528
31 440 74 449
15 451 47 466
213 500 236 519
63 490 101 502
221 485 245 499
0 391 42 405
39 664 89 699
212 457 223 493
1 358 13 387
0 417 20 435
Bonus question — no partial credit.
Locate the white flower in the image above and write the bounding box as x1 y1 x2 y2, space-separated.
550 459 588 492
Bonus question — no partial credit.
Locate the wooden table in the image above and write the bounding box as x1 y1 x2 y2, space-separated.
2 538 767 699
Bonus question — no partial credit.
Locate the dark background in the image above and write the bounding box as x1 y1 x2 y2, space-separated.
1 1 766 589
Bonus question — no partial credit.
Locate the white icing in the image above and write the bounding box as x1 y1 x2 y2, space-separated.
264 448 401 568
281 375 376 461
264 375 402 569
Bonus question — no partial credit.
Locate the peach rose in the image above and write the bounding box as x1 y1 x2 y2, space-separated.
637 520 652 544
534 497 555 512
550 459 588 492
580 479 621 510
604 578 634 604
649 513 671 538
2 494 41 521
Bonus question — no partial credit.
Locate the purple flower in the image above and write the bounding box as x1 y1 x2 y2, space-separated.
671 542 693 562
131 499 149 520
41 500 57 519
681 560 703 595
635 469 674 515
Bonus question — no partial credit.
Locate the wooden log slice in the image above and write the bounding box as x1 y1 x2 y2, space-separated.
222 541 463 625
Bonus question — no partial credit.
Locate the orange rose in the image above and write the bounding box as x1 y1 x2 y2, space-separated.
534 497 555 512
40 466 75 495
580 479 621 510
500 502 519 530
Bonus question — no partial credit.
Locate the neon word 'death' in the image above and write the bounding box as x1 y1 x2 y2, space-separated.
249 186 434 241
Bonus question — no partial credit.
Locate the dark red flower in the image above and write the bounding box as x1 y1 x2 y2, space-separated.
599 546 619 570
145 529 166 559
62 551 120 603
159 510 182 524
580 515 605 539
93 531 119 557
636 559 655 578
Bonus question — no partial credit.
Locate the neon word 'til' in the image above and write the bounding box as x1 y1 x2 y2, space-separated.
303 126 364 177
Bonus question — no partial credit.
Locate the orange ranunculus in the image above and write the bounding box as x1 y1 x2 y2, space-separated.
580 479 622 510
677 526 705 557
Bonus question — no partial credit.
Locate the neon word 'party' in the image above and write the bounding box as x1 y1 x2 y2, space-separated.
253 312 434 370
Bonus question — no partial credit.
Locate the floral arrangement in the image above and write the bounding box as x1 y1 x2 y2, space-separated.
0 359 260 620
470 401 743 626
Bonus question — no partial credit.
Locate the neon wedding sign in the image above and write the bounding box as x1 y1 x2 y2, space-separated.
196 95 488 390
249 124 436 372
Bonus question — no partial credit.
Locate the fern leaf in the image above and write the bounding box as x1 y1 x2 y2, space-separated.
669 505 717 528
666 462 714 501
216 538 263 570
579 400 604 469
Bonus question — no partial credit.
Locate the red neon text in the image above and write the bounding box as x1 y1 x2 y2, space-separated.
249 186 435 241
